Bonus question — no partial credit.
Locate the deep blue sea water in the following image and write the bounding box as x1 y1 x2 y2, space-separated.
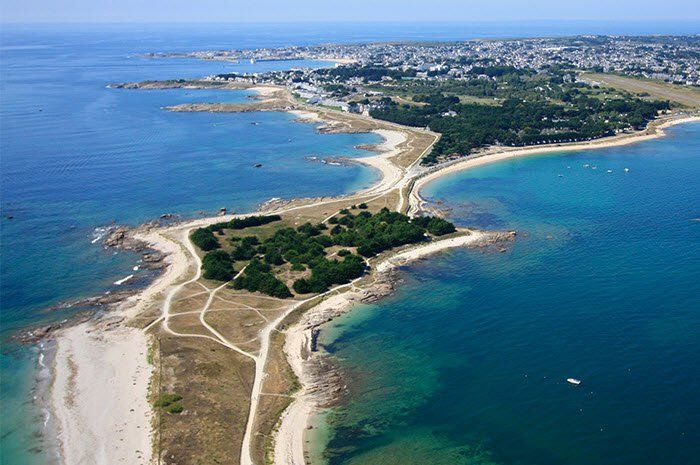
318 122 700 465
2 22 699 465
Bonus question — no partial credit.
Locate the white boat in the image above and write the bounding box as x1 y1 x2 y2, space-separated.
567 378 582 385
624 168 630 172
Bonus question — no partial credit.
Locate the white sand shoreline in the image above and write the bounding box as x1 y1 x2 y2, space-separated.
272 232 490 465
270 113 700 465
46 119 409 465
46 108 699 465
409 115 700 213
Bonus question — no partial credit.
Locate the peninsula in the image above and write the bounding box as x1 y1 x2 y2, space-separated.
49 35 699 465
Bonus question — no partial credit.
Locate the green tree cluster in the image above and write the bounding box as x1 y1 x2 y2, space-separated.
411 216 456 236
209 215 281 233
372 95 668 164
330 208 427 257
202 250 235 281
190 228 220 251
232 259 291 298
293 254 365 294
194 209 457 298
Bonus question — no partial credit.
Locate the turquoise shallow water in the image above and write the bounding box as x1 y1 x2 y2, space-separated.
318 122 700 465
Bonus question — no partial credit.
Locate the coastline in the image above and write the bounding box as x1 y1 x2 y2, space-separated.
409 115 700 214
45 112 414 465
272 231 498 465
269 113 700 465
44 86 698 465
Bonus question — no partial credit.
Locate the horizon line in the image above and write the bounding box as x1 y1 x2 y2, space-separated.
3 19 700 25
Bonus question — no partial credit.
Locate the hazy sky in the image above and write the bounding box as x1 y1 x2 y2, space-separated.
2 0 699 23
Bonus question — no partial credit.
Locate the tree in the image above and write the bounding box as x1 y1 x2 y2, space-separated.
190 228 220 251
232 259 291 298
202 250 234 281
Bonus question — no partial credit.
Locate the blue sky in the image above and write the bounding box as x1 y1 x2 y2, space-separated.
1 0 699 23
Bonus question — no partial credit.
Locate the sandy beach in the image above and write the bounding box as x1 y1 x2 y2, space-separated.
51 324 152 465
47 216 240 465
44 123 409 465
289 109 410 198
409 115 700 214
272 231 490 465
270 113 700 465
355 129 407 195
47 101 698 465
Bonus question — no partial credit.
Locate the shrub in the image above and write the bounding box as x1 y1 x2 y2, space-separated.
314 235 333 248
412 216 456 236
190 228 219 251
209 215 281 232
202 250 234 281
167 404 183 414
295 254 366 293
426 217 456 236
232 259 292 298
155 393 182 407
265 250 285 265
231 237 259 261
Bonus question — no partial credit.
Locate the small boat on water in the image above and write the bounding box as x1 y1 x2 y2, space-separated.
624 168 630 172
567 378 582 385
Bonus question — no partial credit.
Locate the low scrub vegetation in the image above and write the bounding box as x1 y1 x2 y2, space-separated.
155 393 184 414
191 209 457 298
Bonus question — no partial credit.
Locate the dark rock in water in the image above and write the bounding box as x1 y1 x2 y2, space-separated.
27 325 56 340
254 163 263 168
104 227 129 247
103 226 148 252
141 252 165 269
310 328 321 352
5 215 13 220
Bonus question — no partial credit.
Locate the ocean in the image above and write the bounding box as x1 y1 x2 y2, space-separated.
317 122 700 465
1 22 698 465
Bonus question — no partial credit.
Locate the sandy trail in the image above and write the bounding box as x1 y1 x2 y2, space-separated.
49 99 697 465
271 115 700 465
